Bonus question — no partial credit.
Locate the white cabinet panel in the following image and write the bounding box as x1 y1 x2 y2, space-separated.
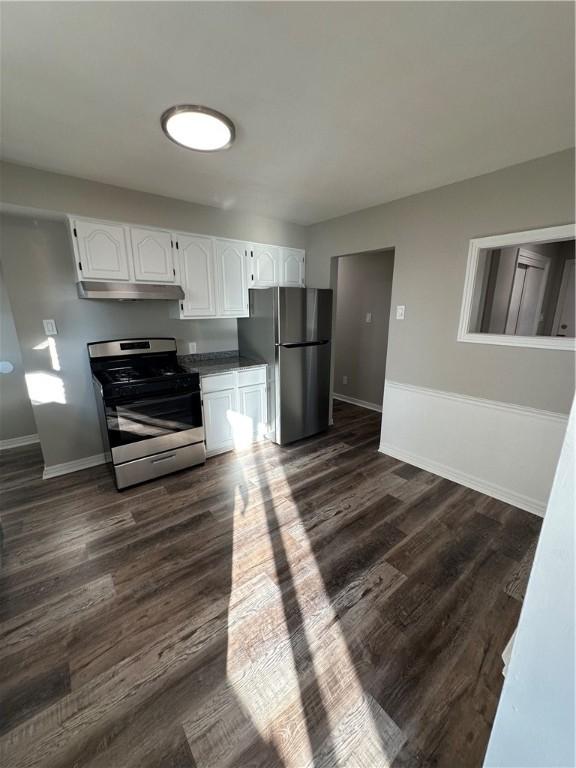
201 367 267 456
178 234 217 318
237 367 266 387
201 372 237 393
238 384 267 443
216 240 249 316
280 248 305 287
131 228 175 283
203 388 237 455
73 219 131 281
252 244 279 288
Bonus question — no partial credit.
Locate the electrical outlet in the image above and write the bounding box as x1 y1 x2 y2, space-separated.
365 312 372 324
396 305 405 320
342 375 348 385
177 340 197 355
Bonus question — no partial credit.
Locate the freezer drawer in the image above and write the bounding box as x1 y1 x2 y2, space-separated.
276 342 331 444
114 441 206 489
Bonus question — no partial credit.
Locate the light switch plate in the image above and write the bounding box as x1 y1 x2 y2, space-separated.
396 305 405 320
342 375 348 385
43 319 58 335
365 312 372 324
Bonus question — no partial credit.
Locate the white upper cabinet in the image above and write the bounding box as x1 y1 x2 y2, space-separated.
68 216 305 313
130 227 175 283
215 239 249 317
177 234 217 318
72 219 131 281
251 244 280 288
280 248 305 287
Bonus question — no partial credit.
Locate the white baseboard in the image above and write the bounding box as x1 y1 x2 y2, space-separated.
0 433 40 451
43 452 109 480
379 441 546 516
333 393 383 413
380 380 569 517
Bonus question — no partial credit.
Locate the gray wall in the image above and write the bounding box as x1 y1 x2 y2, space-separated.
308 149 575 414
333 250 394 407
0 163 306 467
0 264 37 442
0 161 307 249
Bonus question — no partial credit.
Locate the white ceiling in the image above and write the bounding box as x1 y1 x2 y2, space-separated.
1 2 574 225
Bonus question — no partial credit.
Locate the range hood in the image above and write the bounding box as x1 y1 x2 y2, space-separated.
77 281 185 301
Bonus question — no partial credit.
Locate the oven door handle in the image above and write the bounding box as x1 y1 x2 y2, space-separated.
151 454 177 464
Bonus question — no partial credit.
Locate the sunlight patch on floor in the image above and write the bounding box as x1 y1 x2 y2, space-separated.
218 462 405 768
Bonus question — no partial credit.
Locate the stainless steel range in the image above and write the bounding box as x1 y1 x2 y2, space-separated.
88 338 205 489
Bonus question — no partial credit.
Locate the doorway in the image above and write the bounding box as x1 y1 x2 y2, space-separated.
330 249 395 425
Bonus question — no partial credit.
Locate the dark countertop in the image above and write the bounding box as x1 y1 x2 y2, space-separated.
178 353 266 377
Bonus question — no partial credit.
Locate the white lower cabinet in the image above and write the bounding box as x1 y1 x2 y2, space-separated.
203 388 238 455
238 384 267 444
201 367 267 456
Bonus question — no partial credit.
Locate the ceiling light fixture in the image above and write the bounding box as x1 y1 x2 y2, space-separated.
161 105 235 152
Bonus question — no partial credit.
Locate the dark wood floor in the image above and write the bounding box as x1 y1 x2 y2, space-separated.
0 401 541 768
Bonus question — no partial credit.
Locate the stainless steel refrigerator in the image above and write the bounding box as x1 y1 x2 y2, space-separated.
238 287 333 445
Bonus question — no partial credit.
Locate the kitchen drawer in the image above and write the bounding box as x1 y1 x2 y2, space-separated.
115 442 206 489
201 371 237 393
238 366 266 387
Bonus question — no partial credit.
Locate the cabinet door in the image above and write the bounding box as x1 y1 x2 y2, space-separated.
280 248 305 287
215 240 249 317
238 383 267 444
178 234 217 318
252 244 279 288
203 388 237 454
130 228 175 283
73 219 131 281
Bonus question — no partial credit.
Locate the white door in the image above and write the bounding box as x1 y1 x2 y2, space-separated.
280 248 305 287
505 250 549 335
238 384 267 444
73 219 131 281
178 234 217 318
130 228 175 283
216 240 249 316
203 388 237 454
553 259 575 337
252 244 279 288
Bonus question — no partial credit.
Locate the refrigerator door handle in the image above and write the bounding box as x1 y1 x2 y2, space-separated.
277 340 330 348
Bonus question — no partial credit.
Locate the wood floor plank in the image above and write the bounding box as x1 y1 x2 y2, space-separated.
0 400 542 768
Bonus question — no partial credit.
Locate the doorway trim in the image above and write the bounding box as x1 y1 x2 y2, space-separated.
552 258 575 337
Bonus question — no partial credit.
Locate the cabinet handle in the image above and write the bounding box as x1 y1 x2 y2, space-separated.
151 454 176 464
